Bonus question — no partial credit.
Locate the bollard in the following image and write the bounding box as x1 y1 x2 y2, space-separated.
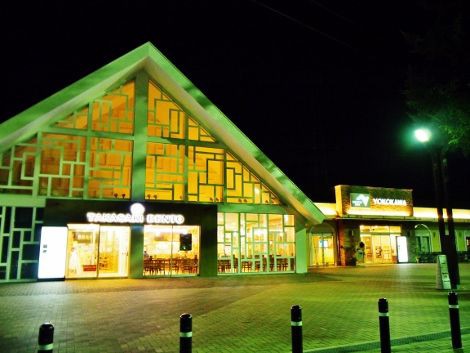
180 313 192 353
291 305 303 353
378 298 391 353
38 322 54 353
448 291 462 349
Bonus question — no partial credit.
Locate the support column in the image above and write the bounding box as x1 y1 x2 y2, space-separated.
129 225 144 278
131 71 149 201
295 228 307 274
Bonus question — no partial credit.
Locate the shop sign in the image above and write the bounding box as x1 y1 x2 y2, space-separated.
86 203 185 225
372 198 407 206
351 193 370 207
350 194 407 208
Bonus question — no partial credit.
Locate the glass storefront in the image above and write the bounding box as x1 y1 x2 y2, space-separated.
143 225 200 276
360 225 402 264
66 224 130 278
217 212 295 273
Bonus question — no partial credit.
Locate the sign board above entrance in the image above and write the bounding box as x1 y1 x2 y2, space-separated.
335 185 413 217
86 203 185 224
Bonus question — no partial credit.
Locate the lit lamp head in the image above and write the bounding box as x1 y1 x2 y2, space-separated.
414 128 432 143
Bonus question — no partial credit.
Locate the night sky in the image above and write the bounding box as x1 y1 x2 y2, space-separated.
2 1 470 208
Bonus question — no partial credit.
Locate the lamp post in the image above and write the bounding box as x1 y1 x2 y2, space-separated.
414 128 460 288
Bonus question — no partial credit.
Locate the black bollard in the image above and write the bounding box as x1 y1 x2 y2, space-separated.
448 291 462 349
291 305 303 353
38 322 54 353
378 298 391 353
180 313 192 353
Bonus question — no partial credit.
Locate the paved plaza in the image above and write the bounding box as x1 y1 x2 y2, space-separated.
0 263 469 353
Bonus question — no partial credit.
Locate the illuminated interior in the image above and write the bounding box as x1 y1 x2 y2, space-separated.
217 212 295 273
66 224 130 278
143 225 200 276
359 225 402 264
310 234 335 266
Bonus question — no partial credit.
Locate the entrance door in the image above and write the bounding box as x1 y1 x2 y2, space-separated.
66 224 130 278
362 235 373 263
98 226 130 278
143 225 200 276
375 235 393 263
361 235 394 264
310 234 334 266
66 224 99 278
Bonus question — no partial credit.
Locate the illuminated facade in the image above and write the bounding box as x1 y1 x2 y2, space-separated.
311 185 470 266
0 43 324 282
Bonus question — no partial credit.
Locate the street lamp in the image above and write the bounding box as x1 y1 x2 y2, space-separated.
414 128 432 143
414 127 460 288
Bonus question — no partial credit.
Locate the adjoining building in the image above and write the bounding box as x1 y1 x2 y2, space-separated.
0 42 325 282
311 185 470 267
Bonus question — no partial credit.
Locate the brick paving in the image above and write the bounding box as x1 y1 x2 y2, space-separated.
0 263 468 353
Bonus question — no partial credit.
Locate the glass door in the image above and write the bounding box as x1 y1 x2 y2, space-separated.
374 235 390 263
362 235 373 263
143 225 200 276
66 224 100 278
66 224 130 279
360 225 401 264
310 234 335 266
98 226 130 278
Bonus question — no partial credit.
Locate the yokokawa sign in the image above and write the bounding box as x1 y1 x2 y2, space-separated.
350 193 408 208
337 185 413 217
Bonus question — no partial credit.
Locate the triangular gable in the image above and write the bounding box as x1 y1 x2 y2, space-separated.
0 42 324 224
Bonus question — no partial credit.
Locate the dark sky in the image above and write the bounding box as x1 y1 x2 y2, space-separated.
2 1 469 207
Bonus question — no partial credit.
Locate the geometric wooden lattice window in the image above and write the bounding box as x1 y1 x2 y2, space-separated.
188 117 215 142
54 81 135 134
88 138 132 199
0 136 37 195
145 142 185 201
39 133 86 198
225 153 280 204
187 146 224 202
0 206 43 281
148 80 216 142
148 81 185 139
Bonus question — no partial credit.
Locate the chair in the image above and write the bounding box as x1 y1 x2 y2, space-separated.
242 260 252 272
218 259 231 273
182 259 198 274
143 259 152 275
277 258 288 271
170 259 180 274
152 259 165 275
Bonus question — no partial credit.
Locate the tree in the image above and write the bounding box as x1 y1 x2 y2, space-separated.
404 0 470 155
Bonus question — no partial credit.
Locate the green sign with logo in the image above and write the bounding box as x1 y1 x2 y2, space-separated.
350 193 370 207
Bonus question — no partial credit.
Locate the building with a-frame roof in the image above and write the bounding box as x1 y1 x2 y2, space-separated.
0 42 324 282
